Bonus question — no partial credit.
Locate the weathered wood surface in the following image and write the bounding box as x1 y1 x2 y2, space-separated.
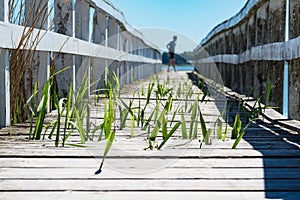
194 0 300 120
0 71 300 200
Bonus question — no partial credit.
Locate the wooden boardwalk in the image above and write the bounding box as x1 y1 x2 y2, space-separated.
1 71 300 200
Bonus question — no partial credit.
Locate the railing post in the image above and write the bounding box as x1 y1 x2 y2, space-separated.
3 0 9 22
127 64 130 83
0 49 10 127
119 63 123 86
46 0 53 113
288 0 300 120
72 0 76 98
105 16 109 47
0 0 10 127
87 58 91 96
117 25 120 51
104 16 109 84
283 0 289 117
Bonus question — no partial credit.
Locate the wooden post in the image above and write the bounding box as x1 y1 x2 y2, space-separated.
0 50 10 127
46 52 51 113
117 25 120 51
90 10 106 92
75 0 89 93
288 0 300 119
72 0 76 97
231 28 239 91
4 0 8 22
46 0 54 112
283 0 289 116
87 58 91 96
127 64 130 84
0 0 9 22
0 1 3 21
53 0 75 98
93 10 106 45
104 16 109 84
105 16 108 47
119 62 123 86
0 0 10 127
238 25 245 94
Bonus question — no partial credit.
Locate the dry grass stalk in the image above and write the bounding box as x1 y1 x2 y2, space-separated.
8 0 50 123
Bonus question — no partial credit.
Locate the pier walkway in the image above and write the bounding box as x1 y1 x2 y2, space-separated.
1 71 300 200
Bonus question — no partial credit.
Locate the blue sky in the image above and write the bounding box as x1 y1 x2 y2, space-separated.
108 0 247 52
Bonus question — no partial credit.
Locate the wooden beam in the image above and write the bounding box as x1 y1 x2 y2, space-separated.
0 49 10 127
196 36 300 64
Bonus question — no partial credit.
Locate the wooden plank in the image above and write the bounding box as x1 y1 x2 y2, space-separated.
1 167 300 179
0 145 299 157
0 137 300 151
2 191 300 200
1 179 300 191
0 71 300 198
0 148 300 159
0 139 299 149
1 157 300 168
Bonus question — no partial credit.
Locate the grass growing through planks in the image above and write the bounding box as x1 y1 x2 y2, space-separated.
25 66 276 172
26 67 70 141
230 80 274 149
9 0 53 124
95 129 116 175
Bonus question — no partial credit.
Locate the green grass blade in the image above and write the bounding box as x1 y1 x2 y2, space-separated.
199 108 207 140
95 129 116 175
141 83 145 96
181 111 188 139
146 82 154 105
170 101 181 127
25 81 38 139
140 109 145 127
192 114 199 139
47 121 57 139
51 66 71 78
216 118 223 140
204 129 212 145
113 72 120 97
90 123 103 140
158 122 181 150
119 104 129 129
189 99 198 139
63 82 73 146
55 98 65 147
222 120 229 141
74 108 86 144
33 75 52 140
149 109 166 141
154 100 159 122
137 96 141 127
231 114 241 139
142 107 155 131
162 117 168 140
63 128 75 143
130 111 135 137
232 122 251 149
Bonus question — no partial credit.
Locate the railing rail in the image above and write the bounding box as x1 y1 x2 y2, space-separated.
0 0 162 127
194 0 300 120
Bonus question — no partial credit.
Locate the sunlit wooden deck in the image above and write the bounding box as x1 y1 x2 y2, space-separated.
1 71 300 200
